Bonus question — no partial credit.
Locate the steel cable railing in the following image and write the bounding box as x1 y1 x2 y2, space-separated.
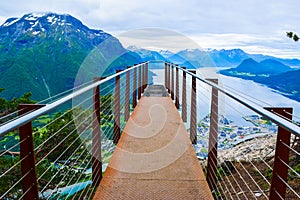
0 62 149 199
163 62 300 200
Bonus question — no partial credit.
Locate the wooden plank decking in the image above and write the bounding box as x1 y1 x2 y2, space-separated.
93 89 213 199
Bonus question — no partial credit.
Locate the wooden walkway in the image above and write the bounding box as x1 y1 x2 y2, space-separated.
93 87 213 199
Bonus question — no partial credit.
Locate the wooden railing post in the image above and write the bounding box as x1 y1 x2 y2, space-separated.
266 107 293 200
132 65 137 108
189 70 197 144
181 67 187 122
92 78 102 187
114 70 122 144
18 104 45 200
171 64 175 100
138 65 142 100
175 65 180 109
206 79 218 192
125 66 131 121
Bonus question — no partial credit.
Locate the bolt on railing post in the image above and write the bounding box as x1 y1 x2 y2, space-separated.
189 70 197 144
18 104 45 200
125 66 131 121
92 78 102 187
206 79 218 192
171 64 175 100
266 107 293 200
138 65 142 100
132 66 137 108
181 67 187 122
113 70 122 144
175 65 180 109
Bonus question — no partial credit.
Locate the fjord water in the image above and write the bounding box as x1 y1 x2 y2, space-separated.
150 67 300 126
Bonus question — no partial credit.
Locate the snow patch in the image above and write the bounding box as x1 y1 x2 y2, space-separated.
32 21 39 27
47 16 56 23
3 18 20 27
30 12 47 18
32 31 40 35
25 15 38 21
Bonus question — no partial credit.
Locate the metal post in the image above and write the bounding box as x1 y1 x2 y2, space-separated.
145 62 148 89
166 63 170 93
138 65 142 100
189 70 197 144
114 70 122 144
171 64 175 100
266 107 293 200
125 66 131 121
92 78 102 186
175 65 180 109
164 62 167 89
181 67 187 122
141 63 145 94
18 104 45 200
133 65 137 108
206 79 218 192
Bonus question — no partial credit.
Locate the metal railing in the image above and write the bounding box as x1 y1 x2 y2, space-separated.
1 60 300 199
164 61 300 200
0 62 149 199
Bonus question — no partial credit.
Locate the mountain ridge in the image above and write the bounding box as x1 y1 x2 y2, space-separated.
0 13 141 100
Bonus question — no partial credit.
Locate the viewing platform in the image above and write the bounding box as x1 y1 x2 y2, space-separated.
93 85 214 199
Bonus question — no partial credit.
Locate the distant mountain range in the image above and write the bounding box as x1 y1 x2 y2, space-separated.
1 13 300 102
130 46 300 101
220 58 292 77
219 58 300 101
0 13 141 100
129 46 300 68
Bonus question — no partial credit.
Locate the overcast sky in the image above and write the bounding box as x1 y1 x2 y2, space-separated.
1 0 300 58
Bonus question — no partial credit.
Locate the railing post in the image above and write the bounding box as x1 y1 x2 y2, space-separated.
145 62 148 89
114 70 122 144
138 65 142 100
92 78 102 187
141 63 145 94
266 107 293 200
189 70 197 144
175 65 180 109
171 64 175 100
125 66 131 121
181 67 187 122
164 62 167 90
133 65 137 108
206 79 218 192
166 63 170 93
18 104 45 200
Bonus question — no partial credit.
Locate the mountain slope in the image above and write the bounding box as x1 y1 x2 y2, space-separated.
0 13 141 100
257 69 300 101
220 58 293 78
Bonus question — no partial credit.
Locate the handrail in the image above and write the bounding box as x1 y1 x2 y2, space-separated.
0 62 148 136
171 64 300 137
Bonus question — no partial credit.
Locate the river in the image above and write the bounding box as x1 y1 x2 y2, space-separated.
150 67 300 126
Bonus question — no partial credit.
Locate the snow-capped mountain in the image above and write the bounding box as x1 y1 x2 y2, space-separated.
128 46 167 62
0 13 141 100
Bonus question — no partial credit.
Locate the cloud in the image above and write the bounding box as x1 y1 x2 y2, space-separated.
1 0 300 58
